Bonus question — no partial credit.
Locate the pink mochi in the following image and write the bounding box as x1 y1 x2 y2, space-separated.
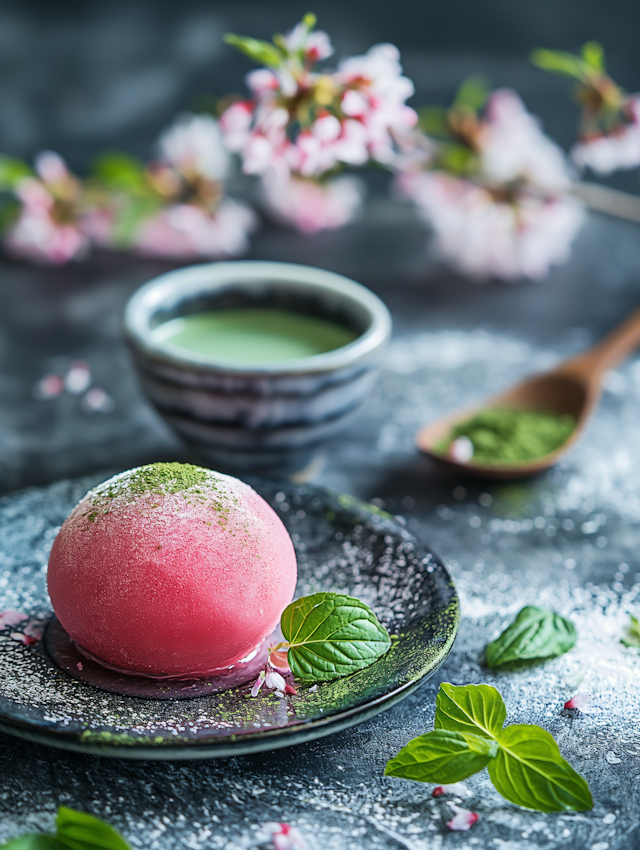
47 463 297 677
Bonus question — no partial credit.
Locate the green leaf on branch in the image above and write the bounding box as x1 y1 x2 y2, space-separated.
435 682 507 738
91 153 149 195
530 48 591 81
0 155 32 191
453 75 490 113
385 729 498 784
0 808 131 850
223 33 284 68
489 725 593 812
621 613 640 648
280 592 391 682
486 606 576 668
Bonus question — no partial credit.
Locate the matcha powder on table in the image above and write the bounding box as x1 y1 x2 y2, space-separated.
439 407 576 466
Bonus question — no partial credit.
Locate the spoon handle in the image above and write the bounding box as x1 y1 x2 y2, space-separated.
556 305 640 381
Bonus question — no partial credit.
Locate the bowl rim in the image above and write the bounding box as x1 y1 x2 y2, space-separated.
124 261 392 375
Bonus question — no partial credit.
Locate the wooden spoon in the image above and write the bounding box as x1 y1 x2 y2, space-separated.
416 306 640 480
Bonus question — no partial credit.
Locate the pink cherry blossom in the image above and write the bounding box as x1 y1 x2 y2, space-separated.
564 692 592 711
399 170 584 282
259 822 307 850
220 17 417 199
157 113 230 182
335 43 418 166
4 152 89 265
0 611 28 629
269 648 290 672
446 803 479 831
572 96 640 174
134 199 256 259
265 670 286 691
261 171 364 234
481 89 574 192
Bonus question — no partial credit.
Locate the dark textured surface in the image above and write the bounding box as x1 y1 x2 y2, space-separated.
1 206 640 848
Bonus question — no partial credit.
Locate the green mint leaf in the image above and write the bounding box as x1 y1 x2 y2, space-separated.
281 592 391 682
55 808 131 850
621 613 640 648
385 729 498 784
489 725 593 812
435 682 507 739
530 48 590 81
223 33 284 68
486 606 576 668
0 837 64 849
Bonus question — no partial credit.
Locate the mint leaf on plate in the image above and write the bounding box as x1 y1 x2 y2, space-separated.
435 682 507 738
486 606 576 668
280 592 391 683
490 725 593 812
385 729 498 784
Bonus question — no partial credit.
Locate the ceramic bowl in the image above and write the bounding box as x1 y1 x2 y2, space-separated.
124 261 392 474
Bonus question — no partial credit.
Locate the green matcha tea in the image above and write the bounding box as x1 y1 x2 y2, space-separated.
151 308 358 363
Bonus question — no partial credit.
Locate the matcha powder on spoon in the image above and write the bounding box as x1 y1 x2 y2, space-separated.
438 407 576 466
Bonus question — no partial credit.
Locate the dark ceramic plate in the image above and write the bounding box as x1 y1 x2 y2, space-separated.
0 476 458 760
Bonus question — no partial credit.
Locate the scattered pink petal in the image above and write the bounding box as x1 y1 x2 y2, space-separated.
284 683 298 695
23 620 44 640
265 670 286 691
82 387 114 413
269 648 290 671
446 803 479 832
433 782 469 797
0 610 28 629
564 692 592 711
65 361 91 394
77 662 83 671
261 823 307 850
251 670 266 697
33 374 64 400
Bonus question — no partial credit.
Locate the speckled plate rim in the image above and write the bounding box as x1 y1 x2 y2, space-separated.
0 666 452 760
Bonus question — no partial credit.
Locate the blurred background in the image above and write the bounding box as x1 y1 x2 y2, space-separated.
2 0 640 188
3 0 640 495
